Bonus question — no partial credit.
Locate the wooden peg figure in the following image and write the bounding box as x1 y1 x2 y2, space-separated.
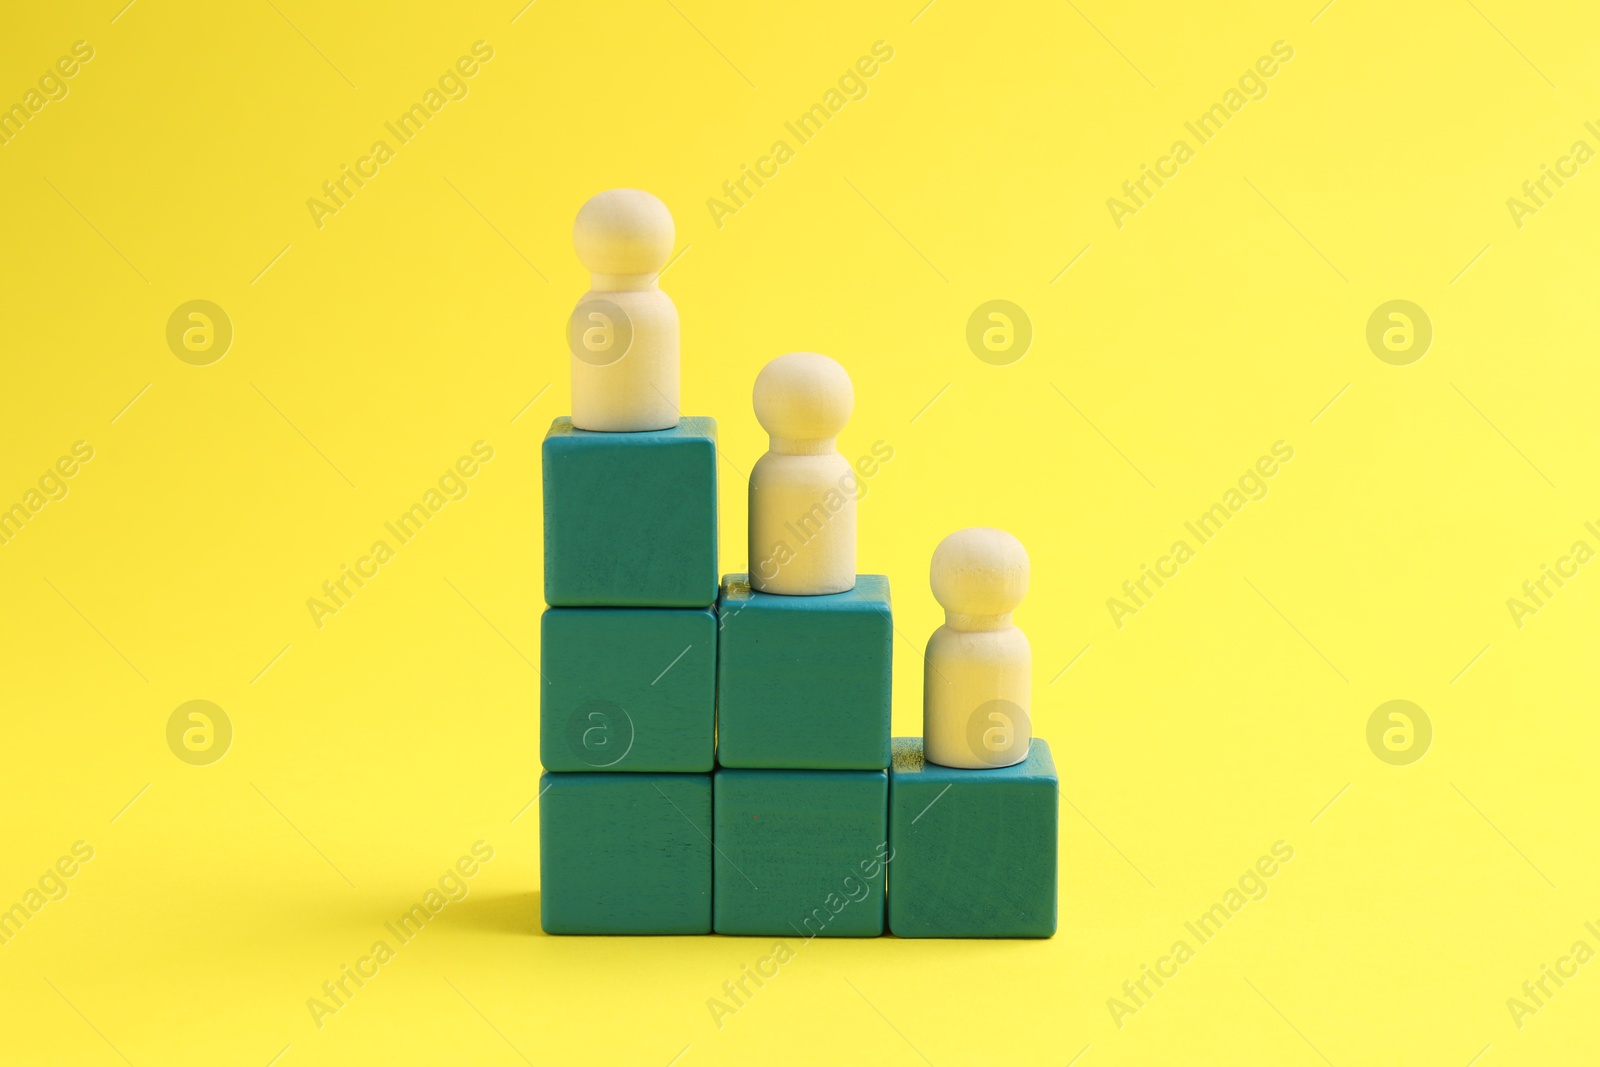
568 189 680 431
923 528 1032 769
748 352 857 595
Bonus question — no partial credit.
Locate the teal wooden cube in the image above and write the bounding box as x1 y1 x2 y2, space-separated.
539 771 711 935
540 607 715 772
543 417 718 607
715 574 891 769
713 769 888 937
888 737 1058 938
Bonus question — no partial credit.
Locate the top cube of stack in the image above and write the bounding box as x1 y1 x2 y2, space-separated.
715 572 892 769
542 416 718 607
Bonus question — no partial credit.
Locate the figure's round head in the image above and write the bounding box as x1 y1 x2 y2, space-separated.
930 528 1029 616
573 189 674 276
752 352 854 443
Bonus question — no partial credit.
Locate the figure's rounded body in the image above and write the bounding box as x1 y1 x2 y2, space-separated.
922 527 1033 768
748 449 856 594
570 287 678 430
569 189 680 431
747 352 857 595
924 623 1031 768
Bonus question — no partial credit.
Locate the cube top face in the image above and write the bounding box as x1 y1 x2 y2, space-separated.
888 737 1058 939
715 574 892 770
545 414 714 444
539 771 711 935
713 769 888 937
720 572 888 612
891 735 1057 783
542 416 718 608
540 607 715 773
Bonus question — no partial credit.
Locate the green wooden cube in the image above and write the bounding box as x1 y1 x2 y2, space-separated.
715 573 891 769
540 607 715 772
542 417 718 607
539 771 711 935
887 736 1058 938
713 769 888 937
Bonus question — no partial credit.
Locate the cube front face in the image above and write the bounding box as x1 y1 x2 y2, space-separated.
888 737 1058 938
540 607 715 772
539 772 712 935
713 769 888 937
715 574 892 770
542 417 718 608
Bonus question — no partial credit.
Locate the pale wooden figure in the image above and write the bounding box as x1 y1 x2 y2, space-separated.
748 353 857 595
924 528 1032 769
569 189 679 431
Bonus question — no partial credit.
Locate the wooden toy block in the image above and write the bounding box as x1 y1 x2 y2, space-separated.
887 736 1057 938
540 607 715 772
924 527 1032 768
748 352 857 595
714 573 891 770
713 768 888 937
542 416 718 607
539 771 711 935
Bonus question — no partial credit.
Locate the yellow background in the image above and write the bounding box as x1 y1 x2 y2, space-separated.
3 0 1598 1063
